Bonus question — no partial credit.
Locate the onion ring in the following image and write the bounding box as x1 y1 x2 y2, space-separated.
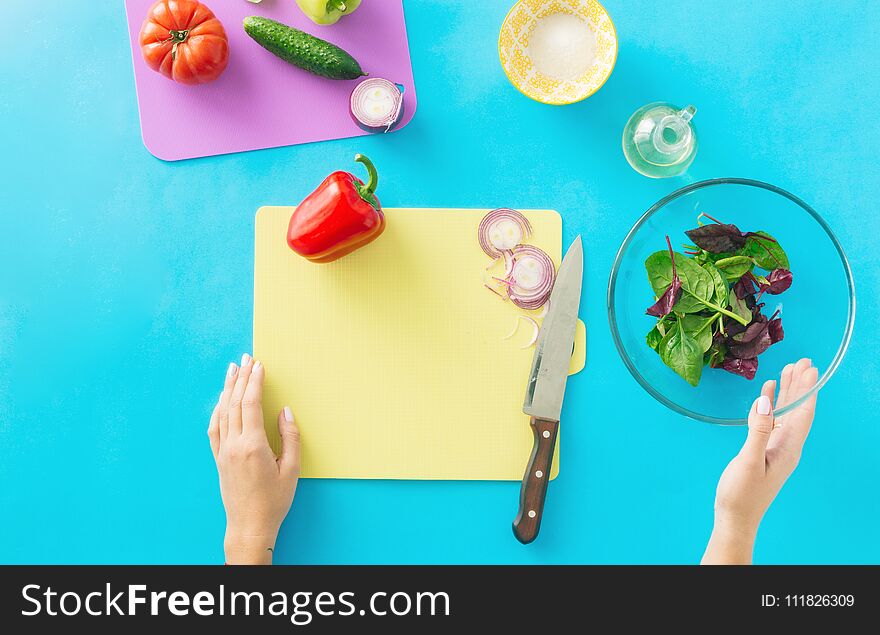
477 209 533 258
350 78 404 133
507 244 555 309
502 315 540 348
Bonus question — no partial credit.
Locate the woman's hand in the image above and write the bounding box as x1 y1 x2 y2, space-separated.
702 358 819 564
208 354 300 565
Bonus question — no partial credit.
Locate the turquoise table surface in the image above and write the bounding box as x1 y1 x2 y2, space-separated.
1 1 877 564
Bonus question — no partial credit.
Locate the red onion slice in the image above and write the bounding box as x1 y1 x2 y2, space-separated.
483 283 505 299
522 320 540 348
502 315 540 349
477 209 533 258
507 244 555 309
350 78 404 133
482 255 514 300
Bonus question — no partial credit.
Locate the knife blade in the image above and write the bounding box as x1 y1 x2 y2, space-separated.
513 235 583 544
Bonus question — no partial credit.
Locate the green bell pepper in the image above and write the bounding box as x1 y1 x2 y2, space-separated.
295 0 362 25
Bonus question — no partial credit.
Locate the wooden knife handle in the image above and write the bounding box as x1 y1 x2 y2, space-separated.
512 416 559 544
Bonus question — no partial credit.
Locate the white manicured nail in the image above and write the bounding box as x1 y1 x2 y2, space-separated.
757 395 771 416
227 362 238 377
283 406 294 423
241 353 251 366
253 360 262 371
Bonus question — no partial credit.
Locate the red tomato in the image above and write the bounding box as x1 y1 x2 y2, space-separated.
139 0 229 85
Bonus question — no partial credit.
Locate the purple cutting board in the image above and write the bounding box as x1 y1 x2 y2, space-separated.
124 0 417 161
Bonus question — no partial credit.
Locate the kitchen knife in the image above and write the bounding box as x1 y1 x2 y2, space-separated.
513 235 583 544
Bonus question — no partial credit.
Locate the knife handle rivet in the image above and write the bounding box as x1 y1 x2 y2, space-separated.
542 430 551 439
535 470 543 478
528 510 536 518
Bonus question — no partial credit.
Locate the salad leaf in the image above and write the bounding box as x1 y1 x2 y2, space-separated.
714 255 754 280
702 261 729 309
645 250 716 313
723 313 749 339
685 223 747 253
740 231 789 269
768 317 784 343
672 292 714 314
646 279 682 317
728 320 774 359
721 357 759 380
646 324 664 351
645 237 682 317
646 250 754 325
733 275 756 299
730 294 752 324
658 320 703 387
681 314 715 353
762 268 793 295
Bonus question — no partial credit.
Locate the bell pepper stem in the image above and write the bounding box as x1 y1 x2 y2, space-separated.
354 154 379 207
327 0 348 13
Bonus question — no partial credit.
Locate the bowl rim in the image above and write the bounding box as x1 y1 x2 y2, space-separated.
497 0 619 106
607 177 857 425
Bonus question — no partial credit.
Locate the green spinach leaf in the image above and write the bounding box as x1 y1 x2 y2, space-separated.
702 261 729 308
714 255 754 280
646 324 663 351
739 231 789 270
681 314 716 353
658 319 703 386
672 293 712 313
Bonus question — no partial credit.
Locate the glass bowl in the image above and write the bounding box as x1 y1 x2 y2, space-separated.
608 178 855 424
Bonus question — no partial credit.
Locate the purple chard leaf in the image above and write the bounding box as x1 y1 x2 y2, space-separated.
763 268 793 295
768 317 784 343
645 278 682 317
727 309 781 358
722 357 759 380
733 275 756 299
685 223 747 253
754 268 792 300
727 322 772 358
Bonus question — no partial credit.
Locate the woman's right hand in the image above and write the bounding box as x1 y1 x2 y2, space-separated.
208 354 301 565
702 358 819 564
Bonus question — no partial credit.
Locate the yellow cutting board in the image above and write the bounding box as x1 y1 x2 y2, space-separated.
254 208 585 480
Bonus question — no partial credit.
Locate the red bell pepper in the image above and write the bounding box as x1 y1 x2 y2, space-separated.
287 154 386 263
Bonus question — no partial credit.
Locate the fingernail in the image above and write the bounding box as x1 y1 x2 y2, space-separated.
241 353 251 366
227 362 238 377
253 360 262 371
757 395 772 416
283 406 294 423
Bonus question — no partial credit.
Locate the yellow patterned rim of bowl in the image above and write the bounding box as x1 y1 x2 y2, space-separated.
498 0 618 105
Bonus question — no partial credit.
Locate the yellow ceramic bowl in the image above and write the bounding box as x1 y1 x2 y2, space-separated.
499 0 618 105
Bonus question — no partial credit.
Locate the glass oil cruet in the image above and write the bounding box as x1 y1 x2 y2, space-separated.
622 102 698 178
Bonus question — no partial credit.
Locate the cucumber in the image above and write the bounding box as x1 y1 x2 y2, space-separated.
243 16 366 80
